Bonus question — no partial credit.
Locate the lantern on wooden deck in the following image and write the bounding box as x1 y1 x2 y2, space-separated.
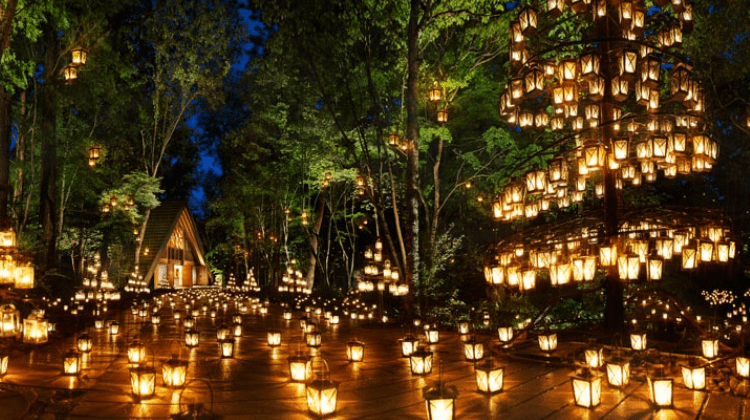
219 339 235 358
0 227 16 249
232 314 242 324
401 335 420 357
475 360 504 394
184 316 195 329
109 321 120 335
76 334 93 353
424 380 458 420
216 324 230 341
0 304 20 337
571 368 602 408
497 326 514 344
736 356 750 378
584 344 604 368
647 365 673 407
150 313 161 325
128 341 147 364
283 310 293 321
463 336 484 362
457 319 470 335
305 330 322 348
346 339 365 362
62 350 81 376
701 337 719 359
267 330 282 347
630 331 647 351
130 366 156 400
329 315 340 325
305 360 339 417
162 357 188 388
681 359 706 390
22 314 48 344
173 310 182 321
538 332 557 352
425 328 440 344
606 357 630 387
185 329 200 348
289 353 311 382
410 347 434 375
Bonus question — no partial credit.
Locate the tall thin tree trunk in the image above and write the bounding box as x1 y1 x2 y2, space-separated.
305 188 328 290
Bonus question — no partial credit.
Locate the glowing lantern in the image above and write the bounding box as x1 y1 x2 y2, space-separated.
599 242 618 267
150 313 160 325
475 361 504 394
423 381 458 420
538 332 557 352
457 319 470 335
22 314 48 344
216 324 230 341
463 336 484 362
267 330 282 347
498 326 514 343
109 321 120 335
184 316 195 329
71 47 88 66
0 256 15 285
14 265 34 289
62 350 82 376
735 356 750 378
701 337 719 359
283 310 293 321
128 341 147 364
630 331 647 351
571 368 602 408
0 304 20 337
400 335 420 357
0 227 16 249
130 366 156 400
429 84 442 103
162 357 188 388
436 108 449 124
305 363 339 417
289 354 311 382
305 330 322 348
219 339 235 358
346 340 365 362
425 328 439 344
648 365 673 407
647 257 663 281
410 347 434 375
185 329 200 347
681 360 706 390
606 357 630 387
77 334 93 353
584 345 604 368
0 352 7 376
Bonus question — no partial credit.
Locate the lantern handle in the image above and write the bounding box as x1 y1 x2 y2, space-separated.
308 356 330 382
178 378 214 414
169 339 183 360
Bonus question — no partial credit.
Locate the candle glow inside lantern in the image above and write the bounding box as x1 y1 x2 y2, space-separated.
606 357 630 387
109 321 120 335
736 356 750 378
184 316 195 329
128 341 147 364
423 381 458 420
538 332 557 352
571 368 602 408
185 329 200 347
497 326 514 343
630 331 647 351
305 331 322 348
267 330 282 347
130 366 156 400
647 365 673 407
410 348 434 375
584 345 604 368
463 337 484 361
458 320 470 335
162 357 188 388
401 335 420 357
63 350 82 375
233 323 242 337
77 334 93 353
216 324 230 340
305 368 339 417
475 361 504 394
289 354 311 382
22 314 48 344
0 304 20 337
346 340 365 362
701 337 719 359
425 328 439 344
220 339 235 358
681 360 706 390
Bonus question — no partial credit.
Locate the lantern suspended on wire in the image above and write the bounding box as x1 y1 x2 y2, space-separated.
71 47 88 66
428 84 442 103
571 368 602 408
63 65 78 82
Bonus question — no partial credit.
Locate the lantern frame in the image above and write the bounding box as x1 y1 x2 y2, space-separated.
475 361 504 394
571 368 603 408
410 348 434 375
424 381 458 420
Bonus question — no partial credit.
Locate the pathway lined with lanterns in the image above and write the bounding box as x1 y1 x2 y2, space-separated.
1 292 749 419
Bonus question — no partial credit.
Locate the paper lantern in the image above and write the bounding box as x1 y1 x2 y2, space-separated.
538 332 557 352
130 366 156 400
71 47 88 65
630 332 647 351
425 328 439 344
571 368 602 408
410 348 434 375
162 358 188 388
701 338 719 359
606 357 630 387
14 265 34 289
475 361 504 394
62 350 81 376
346 340 365 362
424 381 458 420
401 335 420 357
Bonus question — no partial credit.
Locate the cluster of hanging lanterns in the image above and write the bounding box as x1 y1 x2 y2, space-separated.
63 46 88 83
495 0 712 224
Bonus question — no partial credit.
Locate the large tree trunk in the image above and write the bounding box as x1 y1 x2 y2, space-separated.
405 0 421 314
305 188 328 291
